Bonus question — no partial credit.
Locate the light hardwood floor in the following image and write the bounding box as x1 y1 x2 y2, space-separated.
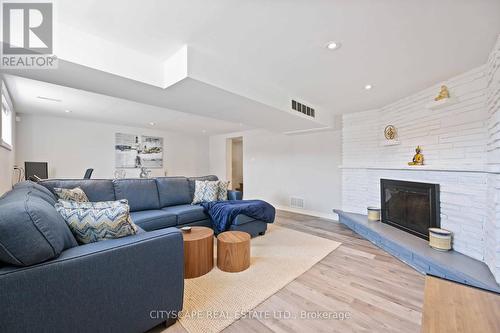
163 210 425 333
421 276 500 333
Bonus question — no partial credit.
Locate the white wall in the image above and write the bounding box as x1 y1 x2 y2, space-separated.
15 114 210 179
0 103 15 195
210 129 342 218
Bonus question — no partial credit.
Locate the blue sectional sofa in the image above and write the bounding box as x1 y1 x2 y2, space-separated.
0 175 267 333
0 180 183 333
39 175 268 237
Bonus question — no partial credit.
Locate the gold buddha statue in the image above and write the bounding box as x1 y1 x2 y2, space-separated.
434 85 450 101
408 146 424 166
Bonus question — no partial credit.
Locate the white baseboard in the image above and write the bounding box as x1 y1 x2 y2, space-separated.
274 205 338 221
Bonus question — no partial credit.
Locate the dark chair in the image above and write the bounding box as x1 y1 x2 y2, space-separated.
27 175 42 182
83 168 94 179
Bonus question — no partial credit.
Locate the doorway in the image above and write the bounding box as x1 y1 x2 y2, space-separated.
226 137 243 192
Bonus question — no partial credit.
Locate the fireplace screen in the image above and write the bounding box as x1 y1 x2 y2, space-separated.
380 179 440 240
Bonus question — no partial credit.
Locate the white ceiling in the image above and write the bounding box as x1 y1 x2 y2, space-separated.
4 75 252 136
2 1 500 134
55 0 500 113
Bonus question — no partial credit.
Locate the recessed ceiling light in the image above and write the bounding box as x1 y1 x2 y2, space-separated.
64 109 71 113
202 129 207 134
326 41 341 50
149 122 155 126
364 84 373 90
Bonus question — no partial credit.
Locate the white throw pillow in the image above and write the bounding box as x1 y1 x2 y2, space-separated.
192 180 220 204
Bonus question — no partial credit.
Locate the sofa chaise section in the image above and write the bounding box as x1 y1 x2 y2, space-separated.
230 214 268 237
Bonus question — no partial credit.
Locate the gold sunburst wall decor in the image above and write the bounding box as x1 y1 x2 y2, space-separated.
384 125 397 140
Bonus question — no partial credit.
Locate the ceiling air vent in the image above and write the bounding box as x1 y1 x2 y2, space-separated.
291 100 315 118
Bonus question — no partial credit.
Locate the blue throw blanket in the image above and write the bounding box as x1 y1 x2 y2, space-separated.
201 200 275 234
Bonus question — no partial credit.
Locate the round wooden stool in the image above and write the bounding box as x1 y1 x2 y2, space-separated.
182 227 214 279
217 231 251 272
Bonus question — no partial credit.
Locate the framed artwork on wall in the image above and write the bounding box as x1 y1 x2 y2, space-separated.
115 133 164 169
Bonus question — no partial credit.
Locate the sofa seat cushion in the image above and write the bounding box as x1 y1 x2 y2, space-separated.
156 177 192 207
0 189 78 266
162 204 209 225
130 210 177 231
232 214 258 226
135 225 146 234
113 179 160 212
40 179 115 202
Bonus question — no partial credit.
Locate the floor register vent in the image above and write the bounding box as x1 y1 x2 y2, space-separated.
291 100 315 118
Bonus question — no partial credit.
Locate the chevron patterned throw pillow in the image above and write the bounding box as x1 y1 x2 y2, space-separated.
217 181 230 201
53 187 89 202
192 180 220 204
55 199 138 244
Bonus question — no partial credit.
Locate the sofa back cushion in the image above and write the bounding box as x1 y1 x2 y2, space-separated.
40 179 115 202
0 188 78 266
187 175 219 198
113 179 160 212
156 177 192 207
11 181 57 205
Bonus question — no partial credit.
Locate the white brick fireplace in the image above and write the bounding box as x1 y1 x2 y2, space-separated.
341 36 500 283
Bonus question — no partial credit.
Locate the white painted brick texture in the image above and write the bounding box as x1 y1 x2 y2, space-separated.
342 35 500 283
485 35 500 283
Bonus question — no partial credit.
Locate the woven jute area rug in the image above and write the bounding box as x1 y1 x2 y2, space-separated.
171 224 341 333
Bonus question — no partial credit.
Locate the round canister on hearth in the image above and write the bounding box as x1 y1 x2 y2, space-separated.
367 207 381 221
428 228 452 251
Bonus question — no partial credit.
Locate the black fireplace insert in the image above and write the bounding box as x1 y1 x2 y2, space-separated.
380 179 440 240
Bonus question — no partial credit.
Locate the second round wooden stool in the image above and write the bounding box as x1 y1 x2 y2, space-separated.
216 231 251 272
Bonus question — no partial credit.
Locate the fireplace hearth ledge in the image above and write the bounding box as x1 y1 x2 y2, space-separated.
334 209 500 294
